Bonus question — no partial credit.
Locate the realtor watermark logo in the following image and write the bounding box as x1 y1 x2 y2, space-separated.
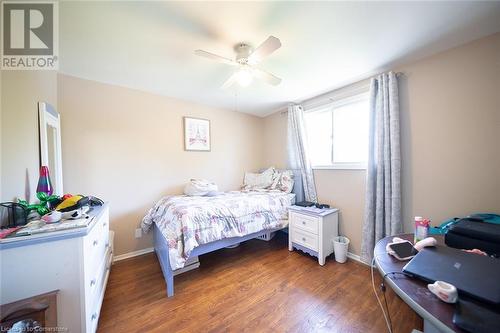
1 1 58 70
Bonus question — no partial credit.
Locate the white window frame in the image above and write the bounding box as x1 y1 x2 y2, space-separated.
305 92 369 170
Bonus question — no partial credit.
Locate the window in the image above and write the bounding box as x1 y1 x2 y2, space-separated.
305 94 369 169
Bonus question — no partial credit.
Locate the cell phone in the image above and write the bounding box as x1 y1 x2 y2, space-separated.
388 241 418 260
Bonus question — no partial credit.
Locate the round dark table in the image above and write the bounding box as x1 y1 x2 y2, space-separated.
374 234 464 333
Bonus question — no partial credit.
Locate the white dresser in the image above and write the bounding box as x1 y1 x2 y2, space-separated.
0 204 112 333
288 206 339 265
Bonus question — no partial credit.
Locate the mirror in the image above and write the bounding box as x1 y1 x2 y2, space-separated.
38 102 63 196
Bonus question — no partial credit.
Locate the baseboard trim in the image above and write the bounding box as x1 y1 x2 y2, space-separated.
113 247 368 267
347 252 367 265
113 247 154 262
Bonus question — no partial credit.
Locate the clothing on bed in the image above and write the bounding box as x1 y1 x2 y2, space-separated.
141 190 295 270
183 178 218 196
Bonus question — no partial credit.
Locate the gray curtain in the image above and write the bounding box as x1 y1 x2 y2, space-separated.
361 72 402 263
287 104 317 203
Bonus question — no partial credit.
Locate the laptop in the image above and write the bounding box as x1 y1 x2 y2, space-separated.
403 245 500 305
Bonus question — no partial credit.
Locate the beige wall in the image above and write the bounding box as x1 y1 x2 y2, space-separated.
1 71 58 202
263 33 500 256
263 111 288 169
58 74 265 255
397 33 500 233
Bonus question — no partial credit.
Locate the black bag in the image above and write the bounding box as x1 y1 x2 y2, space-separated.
453 299 500 333
445 218 500 256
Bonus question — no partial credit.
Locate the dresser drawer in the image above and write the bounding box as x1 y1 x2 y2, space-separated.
87 283 102 333
83 216 105 253
84 211 110 251
83 223 107 276
292 229 318 251
83 210 110 285
86 251 105 304
86 248 112 333
291 213 319 235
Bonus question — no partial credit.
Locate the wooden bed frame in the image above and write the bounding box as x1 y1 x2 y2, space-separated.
153 169 303 297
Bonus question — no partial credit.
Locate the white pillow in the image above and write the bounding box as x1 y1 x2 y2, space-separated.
243 167 275 190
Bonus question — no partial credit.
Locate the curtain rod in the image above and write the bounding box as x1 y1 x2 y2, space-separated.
280 71 404 115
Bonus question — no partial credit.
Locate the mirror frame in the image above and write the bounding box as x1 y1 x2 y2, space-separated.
38 102 63 196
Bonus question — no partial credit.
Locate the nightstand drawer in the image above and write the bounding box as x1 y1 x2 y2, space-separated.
291 213 319 235
292 229 318 251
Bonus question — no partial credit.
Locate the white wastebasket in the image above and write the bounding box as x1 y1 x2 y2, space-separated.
333 236 350 263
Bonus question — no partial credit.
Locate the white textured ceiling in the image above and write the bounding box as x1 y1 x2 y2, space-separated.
59 1 500 116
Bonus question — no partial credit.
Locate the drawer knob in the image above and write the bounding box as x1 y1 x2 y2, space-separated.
302 237 306 241
91 313 97 321
93 240 98 246
90 279 96 287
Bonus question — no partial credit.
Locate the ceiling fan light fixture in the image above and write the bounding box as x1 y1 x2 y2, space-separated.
195 36 282 89
236 68 253 87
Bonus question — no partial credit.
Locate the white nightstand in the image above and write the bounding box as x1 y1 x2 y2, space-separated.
288 206 339 266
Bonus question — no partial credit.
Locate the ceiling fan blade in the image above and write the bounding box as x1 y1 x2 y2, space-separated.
252 68 282 86
248 36 281 64
221 72 238 89
194 50 236 66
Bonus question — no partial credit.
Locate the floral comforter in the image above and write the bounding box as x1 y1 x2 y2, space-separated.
141 190 295 270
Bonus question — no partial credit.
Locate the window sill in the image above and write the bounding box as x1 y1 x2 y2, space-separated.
312 164 367 170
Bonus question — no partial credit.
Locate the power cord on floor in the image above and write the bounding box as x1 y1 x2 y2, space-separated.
371 256 393 333
371 256 414 333
382 286 393 332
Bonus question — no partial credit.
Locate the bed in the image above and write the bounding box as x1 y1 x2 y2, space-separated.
141 171 302 297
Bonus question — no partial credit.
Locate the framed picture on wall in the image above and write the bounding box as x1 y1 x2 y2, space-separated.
184 117 211 151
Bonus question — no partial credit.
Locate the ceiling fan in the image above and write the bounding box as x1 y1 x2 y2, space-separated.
194 36 282 89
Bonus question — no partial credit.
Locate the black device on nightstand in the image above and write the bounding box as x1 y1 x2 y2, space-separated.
315 203 330 209
295 202 330 209
295 201 315 207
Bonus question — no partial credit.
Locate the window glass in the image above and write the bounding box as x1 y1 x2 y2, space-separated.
305 110 332 166
332 100 369 164
304 95 369 169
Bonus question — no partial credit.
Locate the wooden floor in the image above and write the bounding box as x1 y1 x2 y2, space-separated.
98 233 422 333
